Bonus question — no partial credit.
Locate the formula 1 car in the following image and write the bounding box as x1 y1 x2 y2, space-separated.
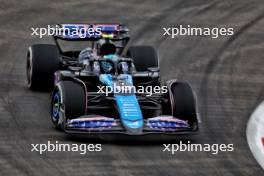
26 24 199 135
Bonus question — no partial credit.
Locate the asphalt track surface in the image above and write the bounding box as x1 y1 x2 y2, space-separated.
0 0 264 175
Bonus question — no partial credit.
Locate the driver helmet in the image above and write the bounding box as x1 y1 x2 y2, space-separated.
97 39 116 56
97 39 117 73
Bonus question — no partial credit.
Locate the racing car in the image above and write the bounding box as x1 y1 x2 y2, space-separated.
26 24 199 135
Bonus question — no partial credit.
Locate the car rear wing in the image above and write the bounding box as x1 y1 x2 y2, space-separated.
53 23 130 41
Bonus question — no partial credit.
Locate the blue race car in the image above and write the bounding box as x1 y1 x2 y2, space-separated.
26 24 199 135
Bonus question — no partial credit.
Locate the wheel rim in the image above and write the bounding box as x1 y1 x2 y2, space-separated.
51 92 60 121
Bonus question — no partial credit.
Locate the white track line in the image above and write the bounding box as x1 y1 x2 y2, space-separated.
247 101 264 170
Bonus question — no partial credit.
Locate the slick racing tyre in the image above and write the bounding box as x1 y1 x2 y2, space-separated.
170 82 197 122
127 46 159 71
27 44 60 90
51 81 86 129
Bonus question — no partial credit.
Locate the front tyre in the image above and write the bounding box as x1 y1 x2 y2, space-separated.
51 81 86 129
171 82 197 122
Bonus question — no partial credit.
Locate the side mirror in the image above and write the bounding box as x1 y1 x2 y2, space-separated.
147 67 159 72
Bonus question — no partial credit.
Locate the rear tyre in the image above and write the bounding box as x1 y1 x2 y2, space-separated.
127 46 159 71
27 44 60 90
171 82 197 121
51 81 86 129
